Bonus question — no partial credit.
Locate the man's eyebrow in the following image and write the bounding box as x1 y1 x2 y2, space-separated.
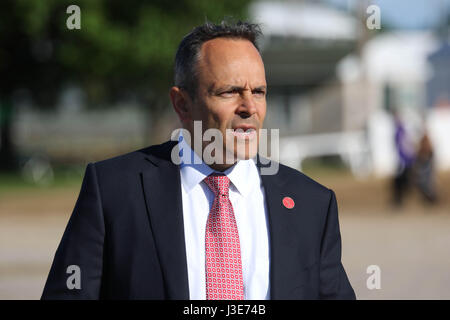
209 84 267 93
207 84 239 94
252 85 267 91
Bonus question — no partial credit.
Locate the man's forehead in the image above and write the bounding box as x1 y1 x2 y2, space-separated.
199 38 262 65
197 38 265 84
201 37 257 50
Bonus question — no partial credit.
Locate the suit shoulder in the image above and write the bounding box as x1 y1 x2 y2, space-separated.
92 147 149 172
277 162 332 195
91 140 176 173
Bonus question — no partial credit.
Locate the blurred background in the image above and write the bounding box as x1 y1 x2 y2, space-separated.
1 0 449 299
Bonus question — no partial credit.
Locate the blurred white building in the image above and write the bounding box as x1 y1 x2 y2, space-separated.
251 1 450 176
250 0 361 135
338 32 450 175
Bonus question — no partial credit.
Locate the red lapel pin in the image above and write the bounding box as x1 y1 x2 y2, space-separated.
282 196 295 209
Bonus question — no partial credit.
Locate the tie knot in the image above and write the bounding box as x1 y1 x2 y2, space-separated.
204 174 230 197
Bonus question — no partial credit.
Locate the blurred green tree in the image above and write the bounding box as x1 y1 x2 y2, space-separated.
0 0 252 171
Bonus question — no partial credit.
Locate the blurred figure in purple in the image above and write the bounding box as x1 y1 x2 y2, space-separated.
392 111 416 207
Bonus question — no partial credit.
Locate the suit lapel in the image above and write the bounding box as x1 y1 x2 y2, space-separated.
141 141 190 299
258 155 311 299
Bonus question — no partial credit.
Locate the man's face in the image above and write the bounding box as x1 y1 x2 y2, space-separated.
187 38 267 169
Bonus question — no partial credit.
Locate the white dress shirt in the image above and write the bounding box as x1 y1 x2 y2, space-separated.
178 134 271 300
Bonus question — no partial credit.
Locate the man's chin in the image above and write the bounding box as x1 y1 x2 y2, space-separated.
227 143 258 162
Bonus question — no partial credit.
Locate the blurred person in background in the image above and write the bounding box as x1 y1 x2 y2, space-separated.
392 111 416 207
414 129 438 204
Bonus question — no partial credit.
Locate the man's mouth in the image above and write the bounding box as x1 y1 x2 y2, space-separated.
230 126 257 140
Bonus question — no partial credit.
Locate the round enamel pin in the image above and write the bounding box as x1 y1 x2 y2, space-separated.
282 196 295 209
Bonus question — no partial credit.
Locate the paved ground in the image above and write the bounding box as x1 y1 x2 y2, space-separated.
341 211 450 299
1 171 449 299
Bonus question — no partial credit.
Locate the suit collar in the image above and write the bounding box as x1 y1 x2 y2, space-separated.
178 134 260 197
141 140 190 299
257 154 315 299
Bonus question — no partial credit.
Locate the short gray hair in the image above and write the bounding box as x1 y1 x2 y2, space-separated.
174 20 262 98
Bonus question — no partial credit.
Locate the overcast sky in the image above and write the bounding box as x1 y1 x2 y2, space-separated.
325 0 450 29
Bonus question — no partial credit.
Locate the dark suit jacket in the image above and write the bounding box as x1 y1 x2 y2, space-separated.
41 140 355 300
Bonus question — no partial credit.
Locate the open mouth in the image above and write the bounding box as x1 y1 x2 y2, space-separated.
230 127 257 140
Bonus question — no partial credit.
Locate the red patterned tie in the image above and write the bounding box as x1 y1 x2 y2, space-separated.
204 174 244 300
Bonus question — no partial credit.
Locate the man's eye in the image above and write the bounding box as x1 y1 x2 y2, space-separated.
253 90 266 96
220 90 237 97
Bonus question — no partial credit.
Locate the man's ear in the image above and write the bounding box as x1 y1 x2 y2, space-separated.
170 86 192 123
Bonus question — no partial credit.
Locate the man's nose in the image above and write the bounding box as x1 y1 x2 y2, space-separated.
237 91 257 118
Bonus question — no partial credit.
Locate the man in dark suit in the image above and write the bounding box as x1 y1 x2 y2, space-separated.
42 21 355 300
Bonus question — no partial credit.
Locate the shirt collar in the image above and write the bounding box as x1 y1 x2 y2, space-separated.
178 131 259 196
